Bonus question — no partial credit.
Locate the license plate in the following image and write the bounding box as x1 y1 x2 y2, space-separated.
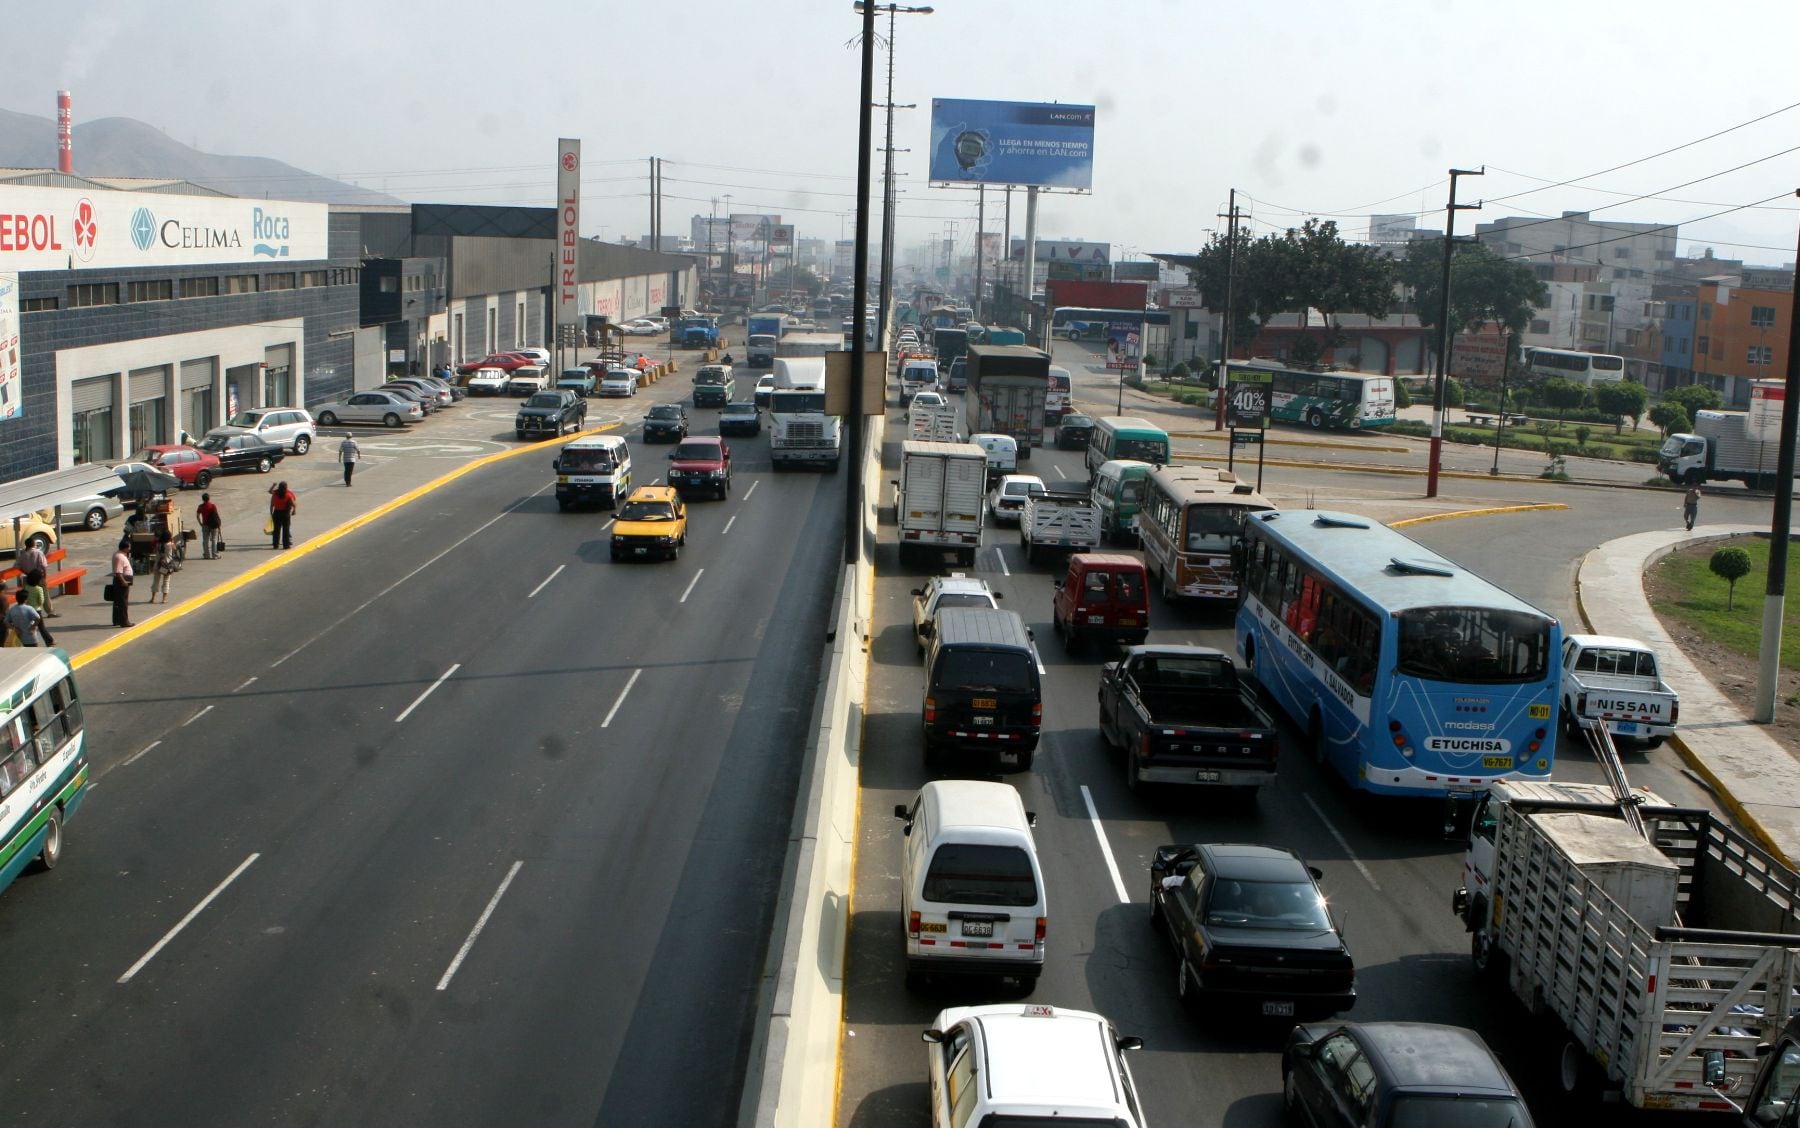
634 547 647 555
973 716 994 725
1195 769 1221 782
973 698 997 709
961 919 993 938
1614 722 1639 735
1528 703 1551 720
919 920 946 934
1087 615 1105 624
1482 755 1513 769
1262 1000 1296 1017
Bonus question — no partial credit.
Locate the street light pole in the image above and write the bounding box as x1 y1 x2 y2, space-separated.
864 2 932 347
1427 166 1484 499
846 0 878 566
1752 188 1800 723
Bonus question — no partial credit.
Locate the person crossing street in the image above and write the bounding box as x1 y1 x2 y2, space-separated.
339 434 362 487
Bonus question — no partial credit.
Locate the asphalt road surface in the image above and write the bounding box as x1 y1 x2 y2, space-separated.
0 375 841 1126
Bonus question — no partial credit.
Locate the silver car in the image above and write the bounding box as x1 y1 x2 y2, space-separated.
386 378 453 407
216 407 317 454
50 491 125 532
312 391 425 428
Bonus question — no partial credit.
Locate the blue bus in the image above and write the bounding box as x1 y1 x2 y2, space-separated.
1050 307 1172 340
1235 511 1560 798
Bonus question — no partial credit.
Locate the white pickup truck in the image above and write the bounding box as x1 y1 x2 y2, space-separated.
1560 634 1679 747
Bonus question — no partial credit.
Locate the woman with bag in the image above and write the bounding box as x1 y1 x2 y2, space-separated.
108 537 135 628
150 531 178 604
268 481 298 550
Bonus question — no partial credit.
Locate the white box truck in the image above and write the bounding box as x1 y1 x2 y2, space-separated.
1659 409 1785 489
895 440 987 567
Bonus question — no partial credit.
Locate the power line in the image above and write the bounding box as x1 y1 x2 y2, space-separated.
1484 165 1800 213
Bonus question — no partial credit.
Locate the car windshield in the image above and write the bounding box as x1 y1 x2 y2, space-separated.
226 412 265 427
937 650 1033 693
697 371 728 384
922 844 1038 907
561 450 612 472
672 444 717 460
723 405 755 416
1397 607 1553 684
525 393 561 408
606 372 633 382
649 405 683 419
1183 504 1258 554
934 593 994 612
1115 437 1167 463
619 501 675 521
1205 878 1333 930
1389 1096 1530 1128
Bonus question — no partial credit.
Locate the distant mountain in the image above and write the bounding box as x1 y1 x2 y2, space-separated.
0 108 403 206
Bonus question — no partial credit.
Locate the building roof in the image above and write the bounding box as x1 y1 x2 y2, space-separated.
0 168 226 197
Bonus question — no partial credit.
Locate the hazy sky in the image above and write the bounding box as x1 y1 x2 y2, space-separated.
7 0 1800 269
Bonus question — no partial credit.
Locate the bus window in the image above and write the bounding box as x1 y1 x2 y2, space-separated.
1397 608 1551 683
1115 437 1167 464
1184 504 1251 553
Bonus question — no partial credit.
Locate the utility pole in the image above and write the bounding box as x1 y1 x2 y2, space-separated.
1003 186 1013 323
1215 190 1239 431
847 0 876 566
974 184 984 324
1427 167 1484 499
1753 187 1800 723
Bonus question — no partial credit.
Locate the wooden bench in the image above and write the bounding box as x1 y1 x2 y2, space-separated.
1465 412 1528 428
0 546 87 598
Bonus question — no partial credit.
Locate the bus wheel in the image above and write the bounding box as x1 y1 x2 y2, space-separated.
35 808 63 870
1306 408 1325 430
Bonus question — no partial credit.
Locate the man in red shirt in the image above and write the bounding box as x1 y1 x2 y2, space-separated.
196 492 223 559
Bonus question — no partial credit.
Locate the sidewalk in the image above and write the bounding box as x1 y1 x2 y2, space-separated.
1578 524 1800 866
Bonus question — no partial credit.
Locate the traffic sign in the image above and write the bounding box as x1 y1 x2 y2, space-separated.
1231 431 1262 445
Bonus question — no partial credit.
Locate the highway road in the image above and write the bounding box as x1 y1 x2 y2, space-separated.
0 372 842 1126
836 348 1759 1127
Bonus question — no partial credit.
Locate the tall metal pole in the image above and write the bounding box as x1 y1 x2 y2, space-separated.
1003 186 1013 323
1752 188 1800 722
974 184 985 324
847 0 876 566
1023 186 1040 346
1216 190 1237 431
877 3 898 345
1427 167 1484 499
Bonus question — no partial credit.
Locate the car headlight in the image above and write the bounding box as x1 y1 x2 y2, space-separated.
658 535 675 544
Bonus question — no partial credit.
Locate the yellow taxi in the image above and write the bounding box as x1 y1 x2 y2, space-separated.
609 485 688 562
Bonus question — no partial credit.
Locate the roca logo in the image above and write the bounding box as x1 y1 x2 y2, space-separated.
129 207 157 252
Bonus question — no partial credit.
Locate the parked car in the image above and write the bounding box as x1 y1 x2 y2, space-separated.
920 1002 1146 1128
512 347 552 368
456 353 536 375
910 573 1000 656
213 407 317 454
133 444 223 489
506 367 551 396
610 485 688 561
1282 1022 1534 1127
753 374 778 408
515 390 587 439
718 402 762 436
600 368 640 398
465 367 512 396
622 319 662 336
557 368 598 397
987 474 1046 524
642 403 689 443
667 437 732 499
193 432 287 474
379 383 436 414
1056 412 1096 449
313 390 425 428
50 490 123 532
386 378 451 408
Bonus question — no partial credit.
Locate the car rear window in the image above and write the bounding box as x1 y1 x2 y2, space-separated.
922 844 1038 906
1390 1096 1528 1128
936 594 994 612
936 650 1034 693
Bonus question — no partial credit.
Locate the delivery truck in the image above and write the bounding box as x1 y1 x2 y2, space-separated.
965 344 1049 459
1659 409 1788 489
894 440 987 567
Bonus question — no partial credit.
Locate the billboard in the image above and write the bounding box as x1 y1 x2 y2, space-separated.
0 184 328 271
1452 325 1507 382
1750 380 1785 442
1226 367 1272 429
1105 320 1141 372
0 272 18 421
729 214 779 257
1369 214 1417 245
1045 279 1148 311
1038 239 1109 264
928 98 1095 189
556 138 581 328
1163 288 1205 309
1113 261 1158 282
769 224 795 255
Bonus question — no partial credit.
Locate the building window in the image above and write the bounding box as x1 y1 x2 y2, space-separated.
266 272 296 291
128 398 166 451
66 282 119 308
1530 319 1550 335
1748 345 1775 366
1611 269 1626 280
72 406 114 465
1613 247 1632 259
1697 336 1709 355
180 276 220 298
329 267 361 287
379 275 399 294
1700 304 1712 321
225 274 259 294
20 296 58 313
1655 248 1674 260
126 279 173 303
1751 305 1777 328
299 270 328 288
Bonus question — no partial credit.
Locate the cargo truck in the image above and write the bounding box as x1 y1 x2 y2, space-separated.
1017 483 1100 564
966 344 1049 459
907 398 960 443
933 328 969 374
677 315 720 350
746 314 787 367
1453 779 1800 1110
893 440 987 567
1659 409 1788 489
768 357 840 472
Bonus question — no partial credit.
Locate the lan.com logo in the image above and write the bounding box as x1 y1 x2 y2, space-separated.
128 207 156 252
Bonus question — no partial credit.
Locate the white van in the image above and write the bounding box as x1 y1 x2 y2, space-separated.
900 359 939 406
552 434 633 510
970 433 1018 486
893 780 1045 987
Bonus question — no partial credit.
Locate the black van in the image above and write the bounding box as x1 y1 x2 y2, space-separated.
922 608 1042 772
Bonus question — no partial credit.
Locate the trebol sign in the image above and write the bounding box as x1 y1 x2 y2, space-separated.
0 185 327 270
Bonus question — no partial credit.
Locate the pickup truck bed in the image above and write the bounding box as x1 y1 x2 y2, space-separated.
1098 646 1279 794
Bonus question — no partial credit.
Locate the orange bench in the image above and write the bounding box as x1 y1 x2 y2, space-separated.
0 546 86 597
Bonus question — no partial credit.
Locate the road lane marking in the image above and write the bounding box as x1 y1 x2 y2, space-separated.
1079 785 1131 904
435 860 524 991
603 517 616 530
1053 464 1066 479
123 740 162 768
1302 793 1382 891
601 668 642 728
722 514 738 536
744 481 758 500
395 663 461 723
183 705 214 727
527 564 565 599
231 677 258 694
680 569 705 603
995 547 1010 577
118 853 261 984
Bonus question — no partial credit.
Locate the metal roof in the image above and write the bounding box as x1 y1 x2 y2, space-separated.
0 465 124 524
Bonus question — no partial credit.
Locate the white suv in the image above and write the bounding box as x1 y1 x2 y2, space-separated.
924 1005 1147 1127
215 408 316 454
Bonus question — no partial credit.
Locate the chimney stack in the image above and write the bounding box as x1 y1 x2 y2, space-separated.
56 91 72 174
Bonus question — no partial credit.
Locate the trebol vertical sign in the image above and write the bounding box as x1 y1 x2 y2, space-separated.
556 139 581 329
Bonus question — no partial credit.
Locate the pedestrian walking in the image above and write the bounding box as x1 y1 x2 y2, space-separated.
1683 486 1701 532
5 590 52 647
108 538 134 628
149 531 177 604
196 492 223 558
338 434 361 487
268 481 298 550
14 539 53 617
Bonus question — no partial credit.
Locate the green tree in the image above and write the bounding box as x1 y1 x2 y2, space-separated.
1285 218 1395 360
1186 229 1260 348
1709 546 1753 610
1394 379 1412 408
1593 380 1649 434
1664 384 1722 417
1539 377 1588 423
1649 403 1692 437
1400 238 1551 339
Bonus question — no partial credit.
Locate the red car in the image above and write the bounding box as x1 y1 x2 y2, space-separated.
666 437 732 499
455 353 538 375
133 444 224 488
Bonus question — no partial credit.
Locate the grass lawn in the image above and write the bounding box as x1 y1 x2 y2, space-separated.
1648 536 1800 667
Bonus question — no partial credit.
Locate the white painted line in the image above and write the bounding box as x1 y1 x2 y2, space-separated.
395 663 461 724
231 677 258 694
527 564 565 599
1079 785 1131 905
722 514 738 536
118 853 260 984
603 517 616 530
123 740 162 768
183 705 214 727
272 486 547 668
435 859 524 992
744 481 758 500
1053 464 1067 479
995 547 1010 577
1302 793 1382 891
680 569 705 604
601 668 642 729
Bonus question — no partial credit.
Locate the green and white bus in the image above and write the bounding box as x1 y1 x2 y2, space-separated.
0 649 89 894
1234 362 1397 430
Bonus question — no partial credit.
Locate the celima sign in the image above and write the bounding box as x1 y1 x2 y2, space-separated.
0 184 326 270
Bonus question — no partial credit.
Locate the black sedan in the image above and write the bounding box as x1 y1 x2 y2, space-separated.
193 432 286 475
718 402 762 436
643 403 689 443
1150 842 1355 1022
1056 412 1096 449
1282 1022 1533 1127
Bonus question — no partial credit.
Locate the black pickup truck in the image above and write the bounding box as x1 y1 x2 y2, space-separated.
1098 646 1279 794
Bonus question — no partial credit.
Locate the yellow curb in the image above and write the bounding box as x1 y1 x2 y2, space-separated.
73 421 622 671
1166 430 1414 455
1389 503 1568 528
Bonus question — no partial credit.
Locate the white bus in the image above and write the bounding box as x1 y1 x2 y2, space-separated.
0 649 89 895
1520 347 1626 387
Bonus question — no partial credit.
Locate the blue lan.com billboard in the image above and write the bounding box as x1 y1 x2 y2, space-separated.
929 99 1095 190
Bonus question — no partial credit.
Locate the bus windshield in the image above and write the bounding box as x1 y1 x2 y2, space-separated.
1396 607 1552 684
1183 504 1253 553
